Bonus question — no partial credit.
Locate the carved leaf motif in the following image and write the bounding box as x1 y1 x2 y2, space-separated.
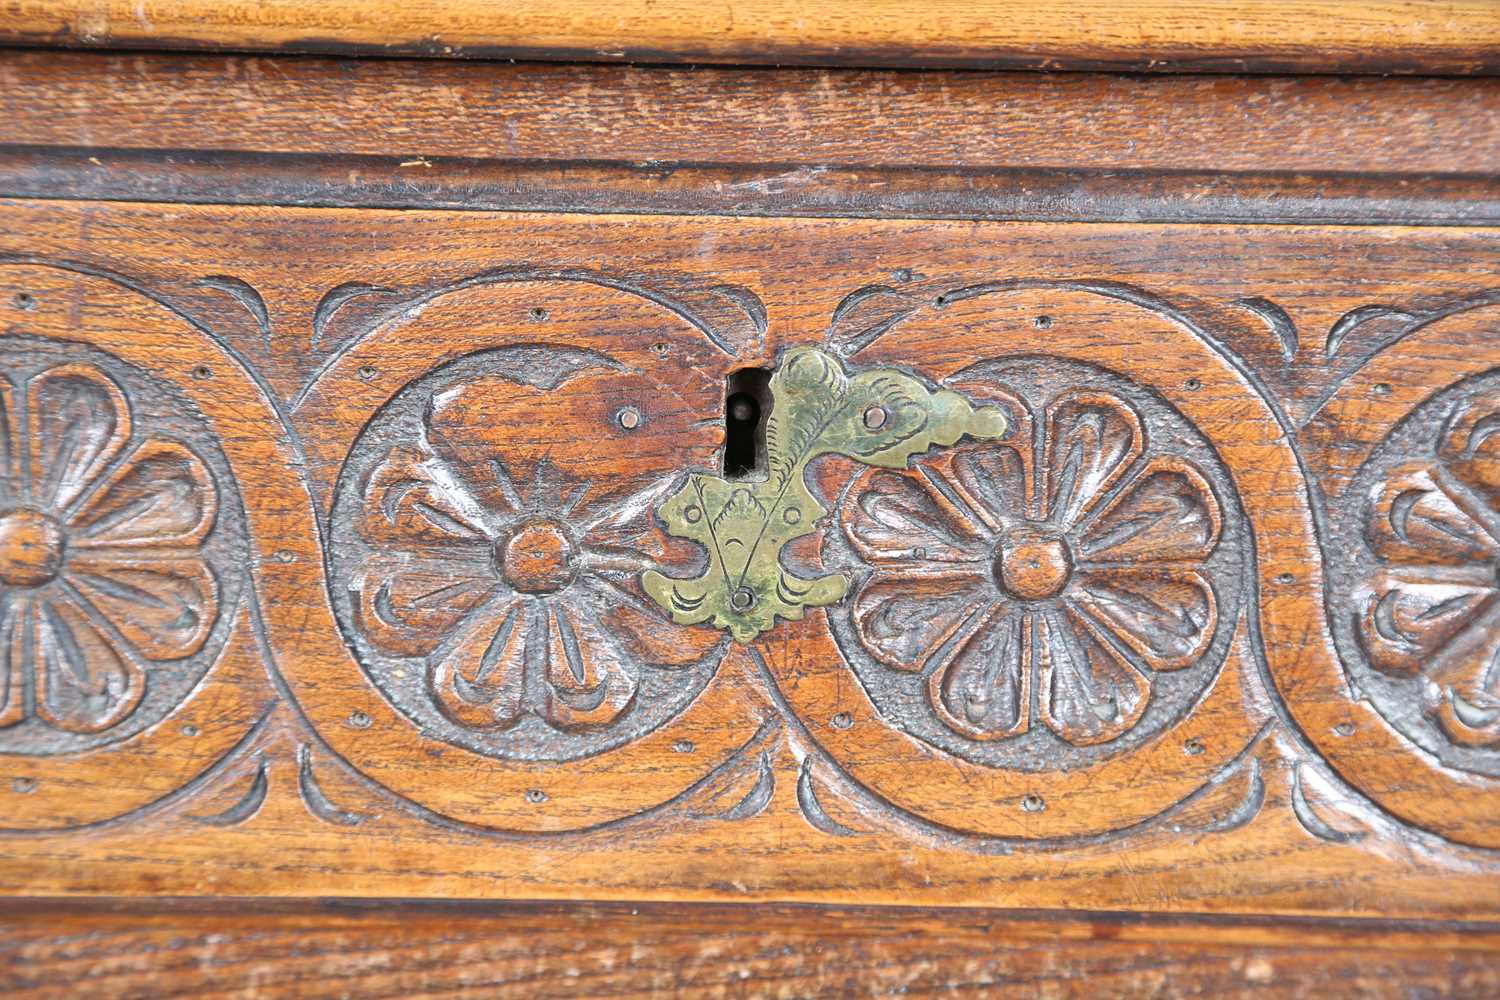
928 608 1030 740
1077 458 1222 563
430 600 529 731
947 437 1032 530
66 556 219 662
1431 643 1500 748
353 557 497 658
1069 568 1217 671
356 445 491 551
1438 389 1500 515
1364 463 1499 568
0 598 27 728
1043 390 1143 527
644 347 1008 642
541 604 639 731
850 569 992 671
843 465 987 566
0 375 17 506
1358 577 1498 679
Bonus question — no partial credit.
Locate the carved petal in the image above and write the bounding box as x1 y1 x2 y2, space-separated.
928 608 1030 740
1356 575 1499 678
27 363 132 513
1364 462 1500 568
1043 390 1144 529
1036 608 1150 746
540 602 638 731
429 599 528 731
1069 567 1217 672
1429 629 1500 749
583 575 723 668
65 555 220 662
68 438 218 549
32 595 144 733
944 443 1032 532
0 596 26 728
850 568 996 671
1438 388 1500 517
939 382 1034 525
577 477 676 560
842 467 987 566
355 445 491 553
1077 457 1222 564
351 555 497 657
0 375 18 506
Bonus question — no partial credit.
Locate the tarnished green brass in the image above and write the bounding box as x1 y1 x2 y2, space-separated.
643 346 1009 643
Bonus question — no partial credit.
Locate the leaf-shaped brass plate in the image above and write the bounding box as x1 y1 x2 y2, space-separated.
643 347 1008 642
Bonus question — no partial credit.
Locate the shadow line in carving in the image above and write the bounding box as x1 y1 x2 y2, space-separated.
190 755 269 827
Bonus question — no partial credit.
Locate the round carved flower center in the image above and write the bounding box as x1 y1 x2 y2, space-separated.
994 525 1073 601
497 520 577 594
0 509 66 588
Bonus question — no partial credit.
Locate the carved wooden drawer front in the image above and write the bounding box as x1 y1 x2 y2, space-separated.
0 49 1497 982
0 198 1495 919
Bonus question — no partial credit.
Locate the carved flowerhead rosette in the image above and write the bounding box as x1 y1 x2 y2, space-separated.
292 276 773 832
328 345 730 763
1329 370 1500 773
0 336 245 754
823 356 1245 770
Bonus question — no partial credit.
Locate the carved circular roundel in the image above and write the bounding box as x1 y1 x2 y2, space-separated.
823 354 1246 772
0 335 246 755
327 345 728 763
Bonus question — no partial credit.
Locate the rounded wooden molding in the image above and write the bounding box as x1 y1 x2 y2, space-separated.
4 1 1498 75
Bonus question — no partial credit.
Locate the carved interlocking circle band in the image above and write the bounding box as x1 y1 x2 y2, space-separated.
328 345 728 763
0 336 244 754
824 356 1247 770
1328 368 1500 775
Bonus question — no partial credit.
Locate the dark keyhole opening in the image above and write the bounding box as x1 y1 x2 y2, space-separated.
724 367 772 479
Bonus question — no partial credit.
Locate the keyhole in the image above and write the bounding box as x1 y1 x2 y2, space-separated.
724 368 771 479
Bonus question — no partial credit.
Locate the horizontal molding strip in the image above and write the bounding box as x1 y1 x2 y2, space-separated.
2 52 1498 178
1 0 1498 75
1 147 1495 226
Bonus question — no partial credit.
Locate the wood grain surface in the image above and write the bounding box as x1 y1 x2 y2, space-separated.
4 51 1497 178
0 199 1497 920
1 0 1498 74
3 51 1498 227
6 900 1500 999
3 42 1500 994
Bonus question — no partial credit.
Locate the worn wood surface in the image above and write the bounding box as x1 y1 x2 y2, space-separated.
1 0 1498 74
0 200 1497 921
3 43 1500 993
6 900 1500 999
4 52 1498 178
6 146 1500 227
